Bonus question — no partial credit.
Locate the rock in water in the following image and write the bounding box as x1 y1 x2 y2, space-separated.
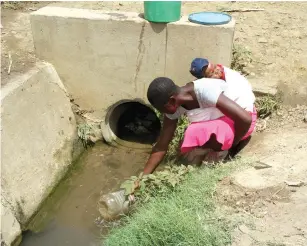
98 189 129 221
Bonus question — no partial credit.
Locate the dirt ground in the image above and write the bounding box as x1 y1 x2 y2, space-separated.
217 106 307 246
1 2 49 85
1 2 307 245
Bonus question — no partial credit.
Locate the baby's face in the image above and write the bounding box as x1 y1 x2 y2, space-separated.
204 64 223 79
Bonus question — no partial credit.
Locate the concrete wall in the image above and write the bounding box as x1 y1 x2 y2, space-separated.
1 62 77 245
30 7 235 122
1 202 22 246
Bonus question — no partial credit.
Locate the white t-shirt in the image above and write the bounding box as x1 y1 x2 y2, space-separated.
223 67 255 112
166 71 255 123
166 78 226 122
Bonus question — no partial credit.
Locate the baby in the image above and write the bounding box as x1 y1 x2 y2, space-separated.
190 58 226 80
185 58 256 123
190 58 255 102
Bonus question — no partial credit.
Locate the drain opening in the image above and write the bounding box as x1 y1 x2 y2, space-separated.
108 102 161 145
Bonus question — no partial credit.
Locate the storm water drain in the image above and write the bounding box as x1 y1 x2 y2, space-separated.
102 101 161 147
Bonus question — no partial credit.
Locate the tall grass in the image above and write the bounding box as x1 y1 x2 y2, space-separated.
102 160 245 246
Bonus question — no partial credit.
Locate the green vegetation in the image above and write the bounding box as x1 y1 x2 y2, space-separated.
231 44 252 76
166 116 189 161
255 95 281 119
103 159 247 246
77 123 95 148
154 109 189 161
120 165 194 201
1 1 40 10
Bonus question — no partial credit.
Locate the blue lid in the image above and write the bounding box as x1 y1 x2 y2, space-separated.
188 12 232 25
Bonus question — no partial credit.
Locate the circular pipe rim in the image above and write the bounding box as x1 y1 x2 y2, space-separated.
101 99 158 150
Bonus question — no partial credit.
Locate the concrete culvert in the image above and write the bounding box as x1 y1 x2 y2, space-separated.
102 101 161 148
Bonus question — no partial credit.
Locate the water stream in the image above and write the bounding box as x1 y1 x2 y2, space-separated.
21 142 150 246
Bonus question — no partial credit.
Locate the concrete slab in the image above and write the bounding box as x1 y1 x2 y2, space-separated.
30 7 235 121
1 62 77 230
248 77 278 96
1 202 22 246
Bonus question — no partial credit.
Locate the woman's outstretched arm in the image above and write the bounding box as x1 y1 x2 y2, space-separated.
143 115 178 174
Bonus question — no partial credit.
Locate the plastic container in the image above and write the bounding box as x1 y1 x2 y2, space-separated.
144 1 181 23
188 12 232 25
98 189 129 221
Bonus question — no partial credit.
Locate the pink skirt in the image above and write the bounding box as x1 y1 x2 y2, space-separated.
180 107 257 154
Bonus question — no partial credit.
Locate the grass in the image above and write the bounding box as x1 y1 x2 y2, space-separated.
255 95 281 119
231 44 252 76
1 1 41 10
103 159 249 246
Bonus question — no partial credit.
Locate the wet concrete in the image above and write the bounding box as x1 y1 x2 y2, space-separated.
21 142 149 246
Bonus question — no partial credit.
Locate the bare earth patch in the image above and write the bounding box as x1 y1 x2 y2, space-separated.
1 2 49 85
217 108 307 246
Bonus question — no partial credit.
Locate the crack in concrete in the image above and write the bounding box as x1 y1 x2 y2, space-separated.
133 22 146 92
164 24 168 76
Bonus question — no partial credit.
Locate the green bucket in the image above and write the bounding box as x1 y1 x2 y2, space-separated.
144 1 181 23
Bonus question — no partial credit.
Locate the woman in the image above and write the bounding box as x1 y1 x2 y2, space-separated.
143 76 257 174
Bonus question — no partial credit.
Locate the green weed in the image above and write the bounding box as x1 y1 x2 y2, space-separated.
102 159 248 246
166 116 189 161
154 109 189 161
77 123 95 148
255 95 281 119
231 44 252 75
120 165 194 202
1 1 39 10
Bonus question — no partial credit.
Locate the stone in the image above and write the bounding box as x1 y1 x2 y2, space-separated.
258 38 268 43
285 181 305 187
238 224 250 234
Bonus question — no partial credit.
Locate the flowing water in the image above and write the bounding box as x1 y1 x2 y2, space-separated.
21 142 150 246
